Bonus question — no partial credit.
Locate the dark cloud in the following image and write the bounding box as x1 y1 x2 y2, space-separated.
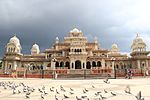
0 0 150 58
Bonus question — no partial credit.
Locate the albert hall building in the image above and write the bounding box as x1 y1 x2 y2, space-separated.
2 28 150 73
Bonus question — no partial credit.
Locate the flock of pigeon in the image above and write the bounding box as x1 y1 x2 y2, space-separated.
0 78 145 100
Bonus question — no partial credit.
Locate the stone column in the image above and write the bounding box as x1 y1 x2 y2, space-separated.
137 60 140 69
102 59 105 68
13 61 17 70
70 61 75 69
112 61 115 74
146 60 149 68
4 61 7 73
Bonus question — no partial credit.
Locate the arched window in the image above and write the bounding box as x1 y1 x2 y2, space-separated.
92 61 96 67
60 62 64 67
86 62 91 69
55 62 59 68
65 61 70 69
116 64 119 69
47 63 51 67
97 61 101 67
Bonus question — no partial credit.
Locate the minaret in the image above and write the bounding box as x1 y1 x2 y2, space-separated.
94 36 98 43
55 37 59 43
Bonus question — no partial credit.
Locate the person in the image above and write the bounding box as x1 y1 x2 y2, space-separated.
55 72 58 79
128 69 132 79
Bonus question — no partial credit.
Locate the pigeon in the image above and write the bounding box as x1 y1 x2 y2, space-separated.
64 94 69 99
44 91 48 95
70 88 74 91
92 85 95 88
76 96 82 100
125 85 131 94
99 94 107 100
111 92 116 96
69 92 74 95
103 77 110 84
50 88 54 92
135 91 144 100
42 86 45 90
83 89 86 93
56 89 59 94
81 95 87 99
13 89 16 94
95 92 99 96
41 94 44 99
55 95 59 100
104 89 108 93
18 90 21 94
25 94 30 99
84 88 88 92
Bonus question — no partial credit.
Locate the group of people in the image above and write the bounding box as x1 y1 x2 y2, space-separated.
125 68 150 79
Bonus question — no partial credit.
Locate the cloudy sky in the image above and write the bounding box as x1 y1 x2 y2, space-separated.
0 0 150 57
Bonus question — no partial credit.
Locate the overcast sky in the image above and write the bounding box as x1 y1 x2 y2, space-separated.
0 0 150 58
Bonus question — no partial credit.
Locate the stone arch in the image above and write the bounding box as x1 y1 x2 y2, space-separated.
65 61 70 69
75 60 81 69
97 61 101 67
47 63 51 67
86 61 91 69
55 62 59 68
60 61 64 67
92 61 96 67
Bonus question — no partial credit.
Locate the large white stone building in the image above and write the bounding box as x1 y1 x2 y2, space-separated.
2 28 150 74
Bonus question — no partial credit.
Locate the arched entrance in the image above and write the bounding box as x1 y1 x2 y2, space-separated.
65 61 70 69
75 60 81 69
86 62 91 69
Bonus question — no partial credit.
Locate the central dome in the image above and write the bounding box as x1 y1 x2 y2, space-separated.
69 28 83 37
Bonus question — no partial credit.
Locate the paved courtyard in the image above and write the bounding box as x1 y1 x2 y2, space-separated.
0 78 149 100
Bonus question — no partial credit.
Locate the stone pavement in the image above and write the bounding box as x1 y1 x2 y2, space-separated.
0 78 149 100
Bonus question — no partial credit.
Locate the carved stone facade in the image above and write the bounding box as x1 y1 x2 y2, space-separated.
2 28 150 73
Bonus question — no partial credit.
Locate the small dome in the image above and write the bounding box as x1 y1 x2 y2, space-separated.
9 35 20 45
31 43 40 55
55 37 59 43
32 44 39 49
112 44 118 48
111 43 120 52
131 34 146 52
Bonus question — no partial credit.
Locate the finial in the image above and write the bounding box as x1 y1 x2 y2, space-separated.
136 33 139 37
14 33 16 37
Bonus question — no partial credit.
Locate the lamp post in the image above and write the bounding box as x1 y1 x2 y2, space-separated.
111 57 116 79
52 58 57 79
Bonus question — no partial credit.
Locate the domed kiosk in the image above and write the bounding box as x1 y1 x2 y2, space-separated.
31 43 40 55
130 34 149 57
6 34 22 54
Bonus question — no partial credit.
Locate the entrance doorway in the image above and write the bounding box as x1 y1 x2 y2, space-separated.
75 60 81 69
86 62 91 69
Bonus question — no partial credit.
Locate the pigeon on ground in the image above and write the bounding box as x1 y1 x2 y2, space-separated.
135 91 144 100
125 85 131 94
64 94 69 99
111 91 116 96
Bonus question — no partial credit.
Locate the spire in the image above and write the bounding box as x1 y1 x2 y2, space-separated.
94 36 98 43
136 33 139 37
14 33 16 37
